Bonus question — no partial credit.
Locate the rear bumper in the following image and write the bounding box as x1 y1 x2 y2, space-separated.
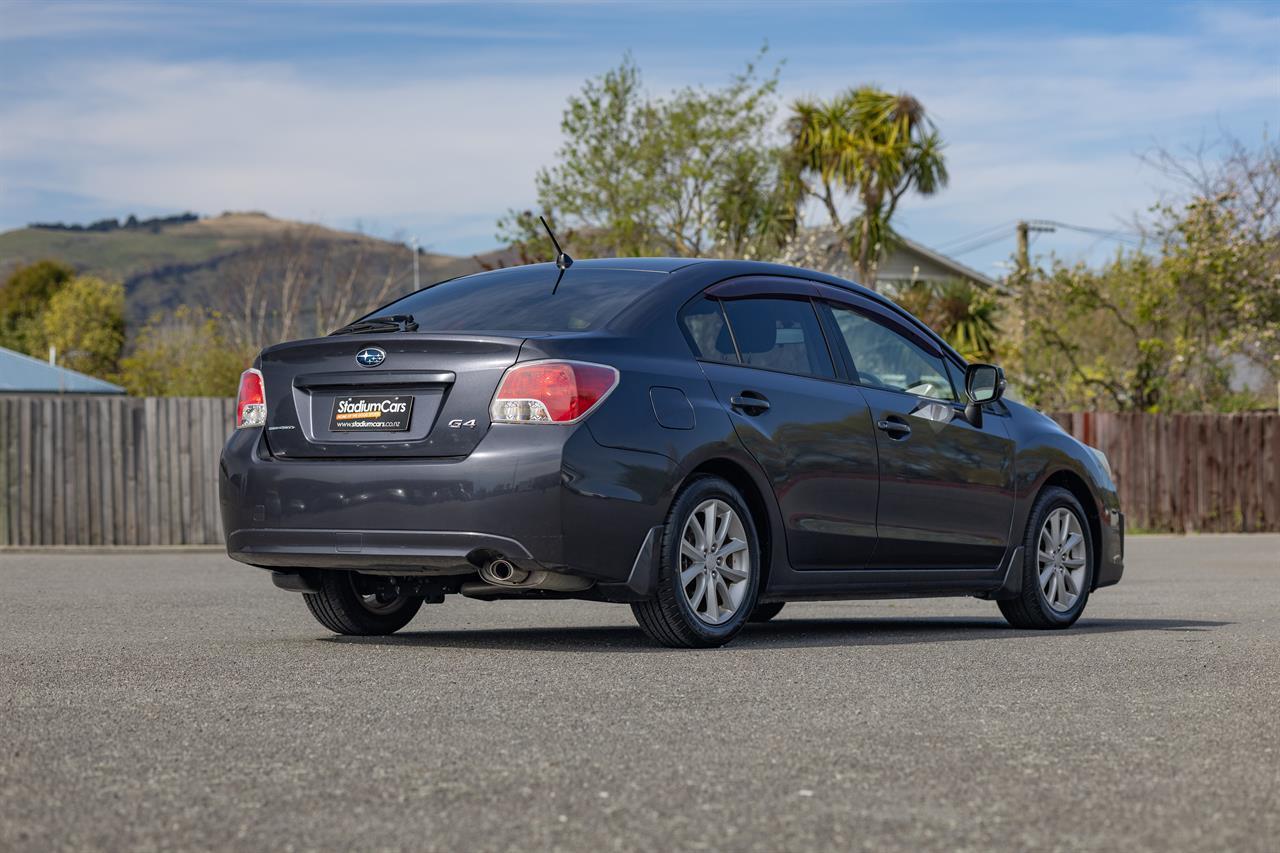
225 528 536 571
219 422 677 584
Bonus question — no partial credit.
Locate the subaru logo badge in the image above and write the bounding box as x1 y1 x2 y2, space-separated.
356 347 386 368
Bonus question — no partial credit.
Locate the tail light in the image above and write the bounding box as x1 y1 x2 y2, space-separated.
489 360 619 424
236 368 267 429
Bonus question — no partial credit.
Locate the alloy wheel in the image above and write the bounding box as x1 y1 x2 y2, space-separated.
679 499 751 625
1037 507 1087 613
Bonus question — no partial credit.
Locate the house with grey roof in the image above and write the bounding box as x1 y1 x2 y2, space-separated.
0 345 125 395
791 229 1001 291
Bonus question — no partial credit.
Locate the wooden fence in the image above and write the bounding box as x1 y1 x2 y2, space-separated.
0 396 234 547
1051 412 1279 533
0 398 1276 546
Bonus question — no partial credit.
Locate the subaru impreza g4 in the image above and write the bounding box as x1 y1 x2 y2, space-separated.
220 258 1124 647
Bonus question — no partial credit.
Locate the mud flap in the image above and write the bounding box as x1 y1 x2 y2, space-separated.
979 545 1024 601
597 525 663 602
271 570 322 594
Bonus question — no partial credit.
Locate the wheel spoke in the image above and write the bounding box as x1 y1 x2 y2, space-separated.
1061 555 1086 568
717 539 748 560
715 577 734 616
703 504 717 555
681 563 703 586
688 574 707 611
713 510 732 549
688 522 706 553
1061 569 1078 595
1061 532 1082 554
1039 565 1056 588
1039 529 1054 555
704 573 719 621
720 560 749 583
1046 574 1059 605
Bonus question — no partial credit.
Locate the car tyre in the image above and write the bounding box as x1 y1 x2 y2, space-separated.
998 486 1093 629
748 602 786 623
304 571 424 636
631 476 761 648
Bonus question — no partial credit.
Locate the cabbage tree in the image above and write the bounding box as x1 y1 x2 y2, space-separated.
788 87 948 288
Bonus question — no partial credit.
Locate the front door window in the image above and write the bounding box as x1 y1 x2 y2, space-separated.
828 305 956 400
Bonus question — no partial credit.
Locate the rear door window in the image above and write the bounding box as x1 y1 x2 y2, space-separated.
720 297 835 379
678 297 738 364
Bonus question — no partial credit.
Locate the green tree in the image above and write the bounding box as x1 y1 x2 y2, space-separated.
40 275 126 380
1153 139 1280 388
894 279 1000 362
119 307 249 397
787 87 948 288
0 260 74 354
1009 136 1280 412
1014 252 1177 411
500 50 795 261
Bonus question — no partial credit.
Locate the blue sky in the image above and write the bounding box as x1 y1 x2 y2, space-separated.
1 0 1277 276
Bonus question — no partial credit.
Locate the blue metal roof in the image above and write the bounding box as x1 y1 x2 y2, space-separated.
0 345 126 394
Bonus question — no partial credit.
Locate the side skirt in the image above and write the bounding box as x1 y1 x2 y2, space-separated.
598 526 1024 605
757 546 1021 604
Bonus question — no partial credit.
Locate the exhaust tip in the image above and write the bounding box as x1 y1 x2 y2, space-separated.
488 559 515 581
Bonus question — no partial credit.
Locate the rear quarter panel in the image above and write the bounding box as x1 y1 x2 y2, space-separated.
520 321 790 592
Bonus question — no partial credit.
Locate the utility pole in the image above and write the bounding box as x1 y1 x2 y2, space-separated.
410 236 420 290
1015 220 1055 336
1016 220 1056 278
1016 222 1030 278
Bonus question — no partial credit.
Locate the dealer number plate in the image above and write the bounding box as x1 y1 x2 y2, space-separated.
329 396 414 432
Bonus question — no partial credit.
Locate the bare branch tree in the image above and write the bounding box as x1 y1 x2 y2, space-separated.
216 226 416 353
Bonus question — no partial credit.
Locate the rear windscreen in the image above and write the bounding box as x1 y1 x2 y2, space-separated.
364 266 665 333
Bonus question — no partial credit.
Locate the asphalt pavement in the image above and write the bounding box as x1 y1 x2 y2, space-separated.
2 535 1278 852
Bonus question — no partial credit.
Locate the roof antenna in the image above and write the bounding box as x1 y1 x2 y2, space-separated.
539 215 573 295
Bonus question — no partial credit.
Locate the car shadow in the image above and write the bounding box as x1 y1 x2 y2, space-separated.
320 616 1230 654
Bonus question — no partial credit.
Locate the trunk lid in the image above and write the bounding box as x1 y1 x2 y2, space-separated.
257 333 523 458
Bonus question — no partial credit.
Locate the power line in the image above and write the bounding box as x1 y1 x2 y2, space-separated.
935 219 1018 253
946 231 1016 257
1029 219 1144 247
930 218 1147 262
940 218 1145 258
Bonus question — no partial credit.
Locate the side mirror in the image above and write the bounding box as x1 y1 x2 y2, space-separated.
965 363 1005 404
964 363 1005 426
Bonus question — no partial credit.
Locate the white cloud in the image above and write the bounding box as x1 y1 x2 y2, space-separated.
777 19 1278 267
0 3 1275 261
0 60 578 230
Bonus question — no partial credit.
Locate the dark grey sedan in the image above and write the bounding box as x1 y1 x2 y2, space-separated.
220 258 1124 647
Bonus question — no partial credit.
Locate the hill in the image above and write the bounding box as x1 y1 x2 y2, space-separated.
0 212 498 331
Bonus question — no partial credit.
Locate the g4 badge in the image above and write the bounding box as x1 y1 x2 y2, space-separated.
447 419 478 429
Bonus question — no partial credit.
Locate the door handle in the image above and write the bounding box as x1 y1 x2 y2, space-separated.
729 393 771 414
876 418 912 438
